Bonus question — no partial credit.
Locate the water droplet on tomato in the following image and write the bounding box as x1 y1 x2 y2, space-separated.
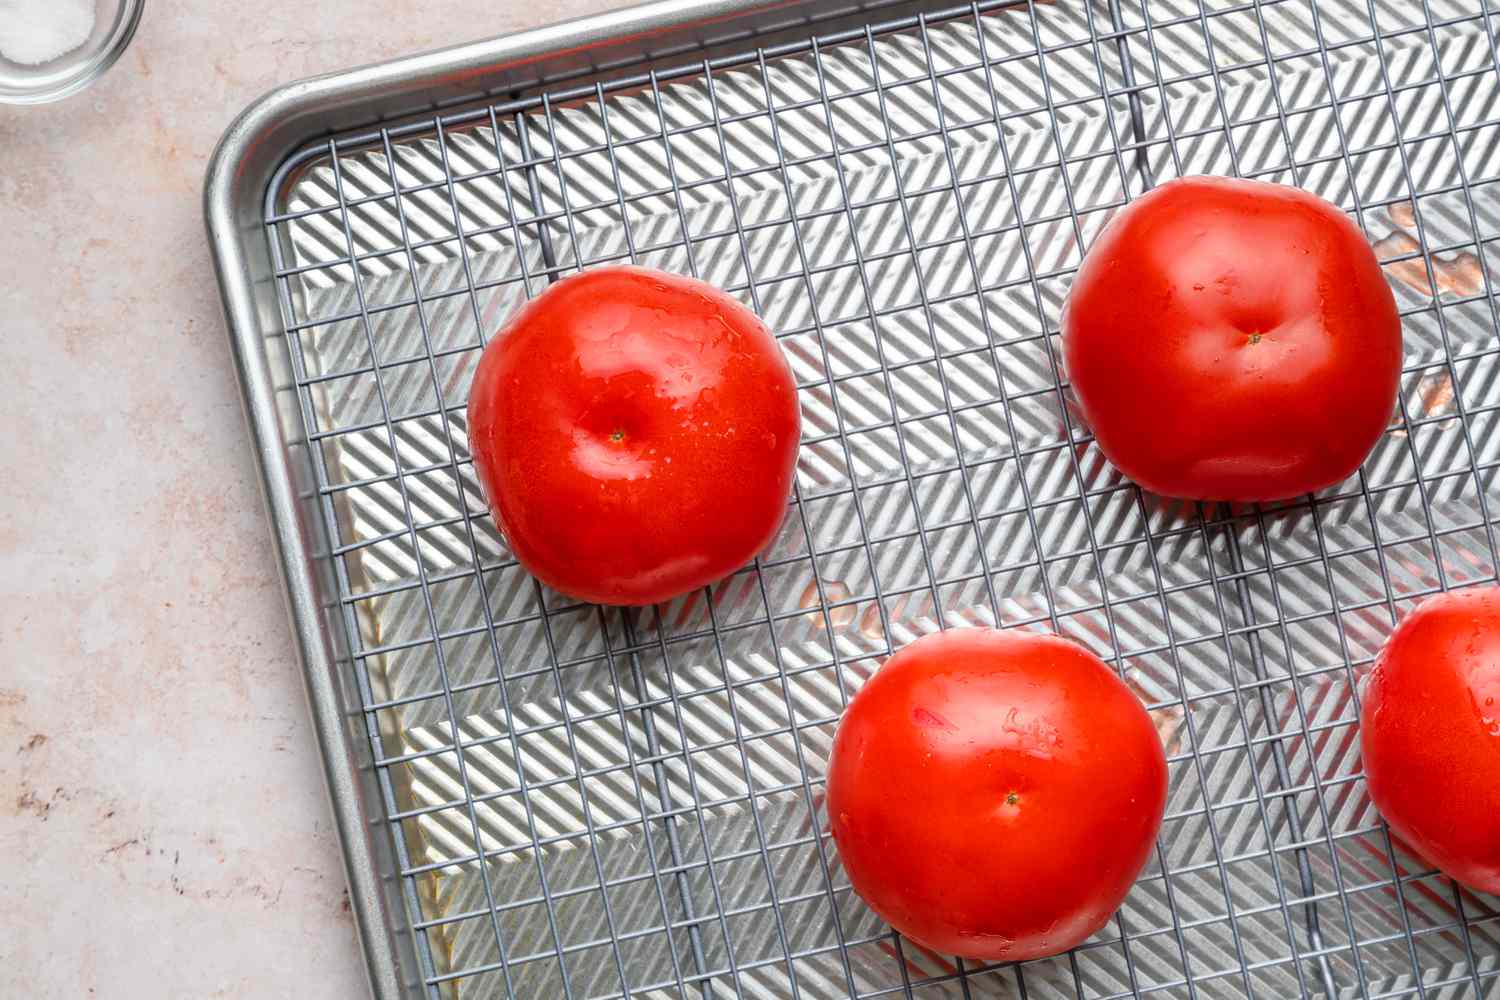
913 707 956 731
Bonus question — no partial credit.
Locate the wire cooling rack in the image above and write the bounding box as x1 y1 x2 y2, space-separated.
261 0 1500 996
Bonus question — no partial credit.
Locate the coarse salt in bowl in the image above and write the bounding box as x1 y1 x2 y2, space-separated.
0 0 144 105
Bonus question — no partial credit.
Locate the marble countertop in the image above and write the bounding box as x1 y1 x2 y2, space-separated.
0 1 628 994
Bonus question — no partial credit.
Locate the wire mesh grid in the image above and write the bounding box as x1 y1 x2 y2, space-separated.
260 0 1500 996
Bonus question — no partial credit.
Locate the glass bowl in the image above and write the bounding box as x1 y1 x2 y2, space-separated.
0 0 144 105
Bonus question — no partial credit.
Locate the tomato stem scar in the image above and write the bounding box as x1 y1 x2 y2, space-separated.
1247 332 1263 345
1006 792 1020 805
610 429 625 442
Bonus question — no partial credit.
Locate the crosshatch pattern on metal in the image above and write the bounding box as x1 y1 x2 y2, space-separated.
262 0 1500 996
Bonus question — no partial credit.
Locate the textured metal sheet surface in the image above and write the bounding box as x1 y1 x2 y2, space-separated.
264 0 1500 996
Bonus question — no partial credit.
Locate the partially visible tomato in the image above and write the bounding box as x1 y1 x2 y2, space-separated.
1063 175 1402 501
466 266 801 606
826 628 1168 961
1361 586 1500 894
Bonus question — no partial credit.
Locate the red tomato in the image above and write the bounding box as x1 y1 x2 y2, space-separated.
1063 176 1401 501
466 266 800 606
826 628 1168 961
1360 586 1500 894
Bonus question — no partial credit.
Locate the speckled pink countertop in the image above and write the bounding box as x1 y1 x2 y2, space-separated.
0 1 628 994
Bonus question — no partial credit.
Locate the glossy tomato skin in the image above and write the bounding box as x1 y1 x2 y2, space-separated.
1063 176 1401 502
1361 587 1500 894
826 628 1168 961
466 266 800 606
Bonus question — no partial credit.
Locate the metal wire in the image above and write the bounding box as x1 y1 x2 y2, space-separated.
264 0 1500 997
